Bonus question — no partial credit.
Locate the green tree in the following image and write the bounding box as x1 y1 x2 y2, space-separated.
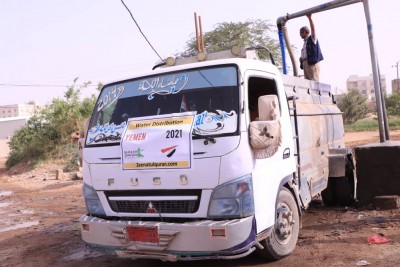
385 91 400 116
44 79 96 141
337 89 369 124
178 19 281 65
6 79 98 169
6 112 59 167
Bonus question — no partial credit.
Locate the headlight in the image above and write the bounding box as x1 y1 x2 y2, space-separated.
83 183 106 216
208 174 255 218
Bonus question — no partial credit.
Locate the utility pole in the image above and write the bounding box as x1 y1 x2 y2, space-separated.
392 61 399 93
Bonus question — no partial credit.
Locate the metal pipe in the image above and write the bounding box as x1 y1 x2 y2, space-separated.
278 29 288 74
392 61 399 92
199 16 204 53
283 24 298 76
363 0 386 142
285 0 362 21
397 61 400 91
194 13 200 53
377 62 390 140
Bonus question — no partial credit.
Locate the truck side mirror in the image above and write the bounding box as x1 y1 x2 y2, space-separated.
79 118 90 167
249 95 282 159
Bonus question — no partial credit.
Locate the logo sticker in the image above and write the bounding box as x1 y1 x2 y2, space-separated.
146 202 158 213
161 145 178 158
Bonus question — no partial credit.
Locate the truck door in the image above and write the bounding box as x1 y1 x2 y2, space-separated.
244 70 296 232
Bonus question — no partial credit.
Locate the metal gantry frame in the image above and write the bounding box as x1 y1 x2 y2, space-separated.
277 0 389 142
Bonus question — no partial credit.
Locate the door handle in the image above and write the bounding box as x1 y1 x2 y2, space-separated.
283 148 290 159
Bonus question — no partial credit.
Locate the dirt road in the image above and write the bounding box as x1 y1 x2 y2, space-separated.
1 132 400 267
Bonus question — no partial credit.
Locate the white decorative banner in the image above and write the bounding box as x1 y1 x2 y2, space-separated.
121 112 196 170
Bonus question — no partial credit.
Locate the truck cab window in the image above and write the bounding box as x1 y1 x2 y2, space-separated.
248 76 279 121
86 66 240 146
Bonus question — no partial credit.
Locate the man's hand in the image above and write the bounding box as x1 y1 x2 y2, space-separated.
307 14 316 39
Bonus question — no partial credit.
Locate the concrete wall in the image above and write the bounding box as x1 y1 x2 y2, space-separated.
0 117 29 139
355 141 400 207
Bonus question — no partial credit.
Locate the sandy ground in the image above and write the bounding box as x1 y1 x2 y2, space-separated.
0 132 400 267
344 129 400 148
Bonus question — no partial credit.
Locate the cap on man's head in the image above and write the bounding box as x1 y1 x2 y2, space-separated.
300 26 310 34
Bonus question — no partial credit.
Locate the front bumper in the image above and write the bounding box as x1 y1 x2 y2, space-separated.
80 215 258 261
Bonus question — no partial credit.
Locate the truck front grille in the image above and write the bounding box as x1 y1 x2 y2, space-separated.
109 199 197 213
105 190 201 214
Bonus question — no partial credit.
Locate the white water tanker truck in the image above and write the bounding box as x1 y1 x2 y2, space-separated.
78 43 355 261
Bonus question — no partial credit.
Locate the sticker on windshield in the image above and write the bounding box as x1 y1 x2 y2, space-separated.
97 86 124 112
193 110 237 135
121 112 195 170
138 74 189 100
86 121 127 145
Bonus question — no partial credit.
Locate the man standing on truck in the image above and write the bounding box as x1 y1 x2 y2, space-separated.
300 14 324 81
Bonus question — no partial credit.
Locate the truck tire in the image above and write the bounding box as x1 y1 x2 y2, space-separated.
257 187 299 260
321 178 335 206
322 155 355 206
334 158 355 206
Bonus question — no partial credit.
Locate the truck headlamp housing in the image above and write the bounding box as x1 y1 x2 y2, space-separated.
83 183 106 216
208 174 255 218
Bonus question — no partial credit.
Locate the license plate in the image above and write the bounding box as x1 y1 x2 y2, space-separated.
126 226 159 244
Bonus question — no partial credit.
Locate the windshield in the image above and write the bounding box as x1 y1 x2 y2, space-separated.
86 65 240 146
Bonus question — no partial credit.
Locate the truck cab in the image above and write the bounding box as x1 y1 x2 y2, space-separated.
79 48 351 261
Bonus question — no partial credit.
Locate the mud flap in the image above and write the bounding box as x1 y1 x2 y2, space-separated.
298 175 311 207
322 153 356 206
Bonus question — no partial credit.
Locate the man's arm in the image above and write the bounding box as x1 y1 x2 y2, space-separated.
307 14 316 40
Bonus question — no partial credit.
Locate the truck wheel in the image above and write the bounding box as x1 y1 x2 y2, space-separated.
322 156 355 206
321 178 335 206
334 160 355 206
257 187 299 260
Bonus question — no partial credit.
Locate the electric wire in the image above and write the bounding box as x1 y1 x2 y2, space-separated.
2 1 164 90
120 0 163 62
0 83 98 88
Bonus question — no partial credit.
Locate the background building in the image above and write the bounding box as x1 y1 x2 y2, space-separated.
0 102 41 119
0 102 44 139
391 79 400 94
0 117 29 139
346 74 386 110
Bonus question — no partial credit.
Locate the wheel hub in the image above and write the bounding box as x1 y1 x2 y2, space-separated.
276 206 295 241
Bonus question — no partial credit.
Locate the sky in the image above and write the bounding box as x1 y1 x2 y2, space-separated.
1 0 399 105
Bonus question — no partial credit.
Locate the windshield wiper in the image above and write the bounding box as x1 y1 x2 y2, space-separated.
192 132 216 145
